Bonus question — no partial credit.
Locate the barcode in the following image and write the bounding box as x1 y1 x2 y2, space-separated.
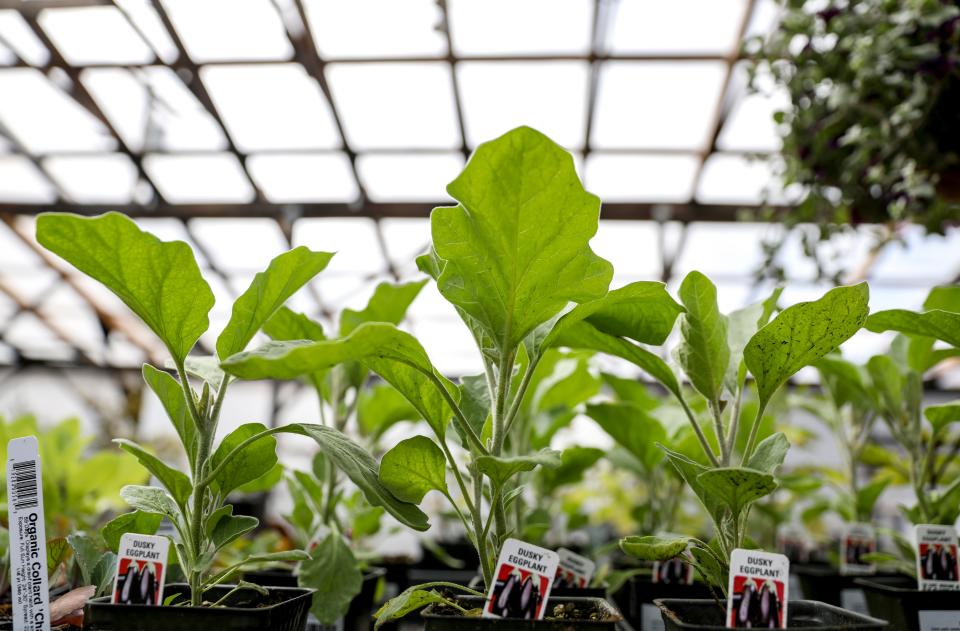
10 460 38 510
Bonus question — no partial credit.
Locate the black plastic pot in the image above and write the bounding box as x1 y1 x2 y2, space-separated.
421 595 622 630
618 576 713 630
857 575 960 631
82 583 313 631
794 564 894 615
344 567 387 631
654 598 886 630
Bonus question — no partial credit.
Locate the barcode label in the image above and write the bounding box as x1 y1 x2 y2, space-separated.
7 436 51 631
10 459 38 510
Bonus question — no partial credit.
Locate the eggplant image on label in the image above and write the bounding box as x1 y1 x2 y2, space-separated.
490 571 541 618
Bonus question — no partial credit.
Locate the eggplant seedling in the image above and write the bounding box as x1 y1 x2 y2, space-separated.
36 212 429 608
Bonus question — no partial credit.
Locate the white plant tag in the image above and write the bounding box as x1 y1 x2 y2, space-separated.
111 533 170 605
840 523 877 575
726 549 789 628
916 524 960 591
7 436 51 631
483 538 559 619
555 548 595 589
652 557 694 585
776 523 809 564
918 610 960 631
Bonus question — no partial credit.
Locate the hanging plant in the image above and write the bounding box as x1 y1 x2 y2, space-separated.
746 0 960 280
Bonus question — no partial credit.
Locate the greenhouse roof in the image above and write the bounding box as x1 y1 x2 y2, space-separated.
0 0 957 389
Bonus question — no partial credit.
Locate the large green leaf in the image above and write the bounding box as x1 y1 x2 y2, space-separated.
209 423 278 497
601 373 660 409
36 212 213 363
299 530 363 625
217 247 333 359
222 323 456 440
455 373 490 450
279 423 430 531
379 436 448 504
142 364 197 466
357 383 422 439
696 468 777 517
536 446 604 493
211 514 258 551
340 279 428 336
119 485 181 521
745 432 790 474
676 271 729 404
745 283 870 409
430 126 612 355
101 511 162 552
660 445 723 522
475 449 561 488
374 587 450 629
263 307 326 342
867 355 904 418
114 439 192 507
925 286 960 312
585 402 666 472
866 309 960 347
620 535 691 561
530 354 600 413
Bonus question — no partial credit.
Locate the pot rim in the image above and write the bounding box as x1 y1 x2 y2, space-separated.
420 595 623 623
85 582 315 614
654 597 887 629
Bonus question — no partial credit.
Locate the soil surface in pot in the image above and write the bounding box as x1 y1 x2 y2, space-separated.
431 597 619 622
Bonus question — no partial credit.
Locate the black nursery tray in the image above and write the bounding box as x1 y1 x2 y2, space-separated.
654 598 887 630
421 595 623 631
856 575 960 631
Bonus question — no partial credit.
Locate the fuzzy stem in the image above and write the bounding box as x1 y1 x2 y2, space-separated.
678 395 720 467
740 401 768 466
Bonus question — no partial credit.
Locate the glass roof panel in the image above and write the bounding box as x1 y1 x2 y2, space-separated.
82 67 228 152
357 153 463 202
0 10 49 66
303 0 446 58
114 0 179 63
673 222 767 279
160 0 292 63
0 40 15 65
293 218 385 274
0 155 56 203
696 153 790 205
201 63 340 151
43 153 138 204
380 218 430 272
448 0 593 55
143 153 255 203
326 62 459 150
0 68 115 154
247 153 359 203
0 220 43 271
585 153 699 202
871 226 960 285
38 6 154 66
608 0 748 54
591 220 661 280
189 218 287 272
592 62 727 150
4 312 75 361
458 61 589 150
717 63 787 152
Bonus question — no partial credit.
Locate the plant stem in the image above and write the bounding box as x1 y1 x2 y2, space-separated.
678 395 720 467
490 351 515 546
725 384 744 463
471 468 493 588
740 402 768 466
440 440 475 515
710 399 728 466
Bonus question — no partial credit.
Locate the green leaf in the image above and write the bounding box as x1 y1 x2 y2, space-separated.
357 383 422 438
585 402 666 472
554 321 682 399
299 530 363 625
925 401 960 435
455 373 490 449
924 286 960 312
475 449 561 488
745 283 870 409
278 423 430 531
660 445 722 522
430 126 612 355
745 432 790 474
620 535 690 561
866 309 960 347
67 533 102 585
204 505 235 538
36 212 213 363
340 279 428 336
374 589 447 629
47 537 71 579
263 307 326 342
815 355 872 410
601 373 660 409
92 552 118 597
101 511 162 552
173 356 226 392
856 477 891 520
209 423 278 497
696 468 777 517
114 439 192 507
141 364 197 466
379 436 448 504
211 514 259 551
217 246 334 359
536 446 604 493
676 271 729 404
867 355 904 418
119 485 181 521
235 462 284 494
222 323 455 440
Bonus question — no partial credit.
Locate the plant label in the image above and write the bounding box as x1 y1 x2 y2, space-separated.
918 610 960 631
776 523 810 564
6 436 51 631
483 538 559 619
555 548 595 589
726 549 789 628
915 525 960 591
652 557 694 585
840 523 876 575
111 533 170 605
